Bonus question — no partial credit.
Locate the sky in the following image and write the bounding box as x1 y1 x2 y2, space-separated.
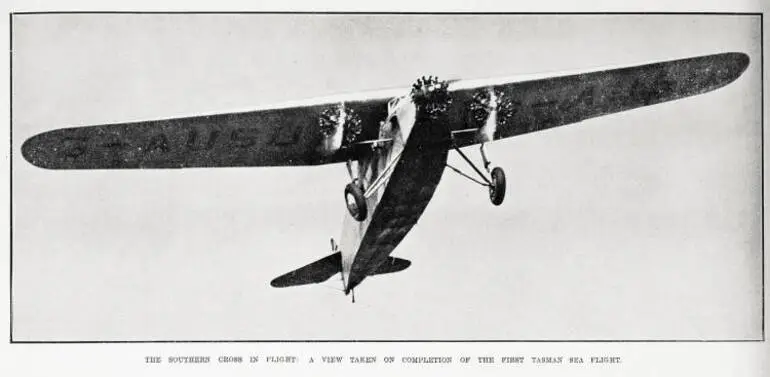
11 14 762 341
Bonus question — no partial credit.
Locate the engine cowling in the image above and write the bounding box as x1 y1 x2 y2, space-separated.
317 103 362 154
410 76 452 120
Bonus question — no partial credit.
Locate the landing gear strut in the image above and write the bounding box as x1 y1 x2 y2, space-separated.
446 145 506 206
480 143 492 172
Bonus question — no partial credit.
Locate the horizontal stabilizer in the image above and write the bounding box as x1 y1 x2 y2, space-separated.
270 252 342 288
371 257 411 276
270 254 411 289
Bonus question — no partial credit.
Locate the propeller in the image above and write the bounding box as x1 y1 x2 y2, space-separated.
318 107 340 137
469 88 515 128
318 104 363 144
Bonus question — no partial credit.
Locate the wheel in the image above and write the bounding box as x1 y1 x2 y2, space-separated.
489 167 506 206
344 182 367 221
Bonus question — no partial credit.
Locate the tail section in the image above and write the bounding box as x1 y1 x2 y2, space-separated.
270 252 342 288
270 240 411 289
371 257 411 275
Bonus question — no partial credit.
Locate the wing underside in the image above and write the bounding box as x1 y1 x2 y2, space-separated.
21 52 749 169
21 99 389 169
447 52 750 147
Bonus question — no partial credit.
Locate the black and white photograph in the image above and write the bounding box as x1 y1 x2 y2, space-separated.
9 12 763 347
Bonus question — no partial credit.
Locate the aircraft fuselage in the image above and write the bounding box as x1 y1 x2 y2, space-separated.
340 97 450 293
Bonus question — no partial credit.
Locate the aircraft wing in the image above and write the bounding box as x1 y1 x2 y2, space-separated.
446 52 750 148
21 92 396 169
21 52 748 169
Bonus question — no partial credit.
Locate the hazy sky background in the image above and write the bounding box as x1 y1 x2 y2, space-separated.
11 14 762 341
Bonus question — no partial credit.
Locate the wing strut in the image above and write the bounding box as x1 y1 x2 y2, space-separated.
445 163 489 187
363 150 404 198
448 147 493 187
447 147 507 206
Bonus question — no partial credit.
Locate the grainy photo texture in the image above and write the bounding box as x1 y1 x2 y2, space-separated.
11 13 762 341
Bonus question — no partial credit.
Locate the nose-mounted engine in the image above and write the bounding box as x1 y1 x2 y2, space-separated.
317 76 453 156
410 75 452 120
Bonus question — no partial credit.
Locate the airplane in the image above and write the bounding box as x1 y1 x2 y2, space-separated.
21 52 750 302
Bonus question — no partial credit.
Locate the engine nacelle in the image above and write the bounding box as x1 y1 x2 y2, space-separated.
317 103 362 155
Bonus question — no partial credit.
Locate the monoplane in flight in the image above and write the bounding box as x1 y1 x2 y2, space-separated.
22 52 750 301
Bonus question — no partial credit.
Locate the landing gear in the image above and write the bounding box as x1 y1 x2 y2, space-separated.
446 145 507 206
345 181 367 221
489 167 506 206
481 143 492 172
343 160 367 221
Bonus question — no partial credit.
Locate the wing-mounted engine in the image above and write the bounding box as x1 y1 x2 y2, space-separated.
317 103 363 155
469 87 515 143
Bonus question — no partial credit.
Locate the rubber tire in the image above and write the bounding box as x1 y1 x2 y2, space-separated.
489 167 506 206
345 182 367 221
